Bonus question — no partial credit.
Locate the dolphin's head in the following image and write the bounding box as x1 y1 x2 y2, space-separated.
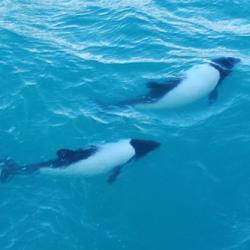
130 139 160 158
211 57 241 70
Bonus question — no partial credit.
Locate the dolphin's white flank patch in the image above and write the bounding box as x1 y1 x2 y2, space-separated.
41 139 135 176
137 64 220 109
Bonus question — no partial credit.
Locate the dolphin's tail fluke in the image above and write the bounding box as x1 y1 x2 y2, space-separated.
1 167 17 183
0 158 20 183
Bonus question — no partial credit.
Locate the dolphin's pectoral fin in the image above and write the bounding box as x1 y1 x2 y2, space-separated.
56 147 97 163
107 165 124 184
146 78 181 100
208 87 219 104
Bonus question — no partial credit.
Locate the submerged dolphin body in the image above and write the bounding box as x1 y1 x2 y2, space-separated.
0 139 160 184
117 57 240 109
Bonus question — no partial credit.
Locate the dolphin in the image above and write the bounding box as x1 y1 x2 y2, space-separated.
117 57 240 109
0 139 160 184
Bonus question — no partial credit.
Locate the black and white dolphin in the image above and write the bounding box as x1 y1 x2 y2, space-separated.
0 139 160 184
118 57 240 109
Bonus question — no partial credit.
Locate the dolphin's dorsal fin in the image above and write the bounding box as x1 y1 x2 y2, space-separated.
57 149 76 159
146 78 181 100
147 77 181 90
56 147 97 163
147 78 181 91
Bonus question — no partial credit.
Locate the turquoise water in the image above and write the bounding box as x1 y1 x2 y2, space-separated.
0 0 250 249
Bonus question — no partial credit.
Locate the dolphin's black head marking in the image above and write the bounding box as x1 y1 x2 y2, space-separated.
210 57 240 81
130 139 160 158
211 57 241 70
